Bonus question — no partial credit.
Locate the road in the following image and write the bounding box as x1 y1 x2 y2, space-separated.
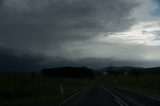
60 83 160 106
1 83 160 106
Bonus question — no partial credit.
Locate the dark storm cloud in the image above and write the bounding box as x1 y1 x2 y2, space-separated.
0 0 138 50
0 0 140 70
0 47 47 71
0 46 158 71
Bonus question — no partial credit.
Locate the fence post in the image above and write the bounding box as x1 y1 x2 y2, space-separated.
60 81 64 96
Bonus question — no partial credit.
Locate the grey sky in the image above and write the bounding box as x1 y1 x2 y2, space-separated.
0 0 160 70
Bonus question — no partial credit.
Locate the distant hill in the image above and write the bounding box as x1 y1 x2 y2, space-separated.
98 66 142 72
97 66 160 75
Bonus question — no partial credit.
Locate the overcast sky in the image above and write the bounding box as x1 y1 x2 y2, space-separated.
0 0 160 70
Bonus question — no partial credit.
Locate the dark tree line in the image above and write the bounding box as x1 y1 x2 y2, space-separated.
41 66 95 79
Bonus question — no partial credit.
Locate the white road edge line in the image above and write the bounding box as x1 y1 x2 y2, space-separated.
115 99 125 106
149 96 160 101
153 95 160 98
104 88 129 106
115 86 160 102
59 88 86 106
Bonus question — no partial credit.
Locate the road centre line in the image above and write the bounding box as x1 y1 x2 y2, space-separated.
149 95 160 102
115 99 126 106
59 87 88 106
104 88 129 106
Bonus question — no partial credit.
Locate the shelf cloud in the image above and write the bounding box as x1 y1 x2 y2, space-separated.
0 0 160 70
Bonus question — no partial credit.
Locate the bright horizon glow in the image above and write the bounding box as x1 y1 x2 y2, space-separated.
97 21 160 46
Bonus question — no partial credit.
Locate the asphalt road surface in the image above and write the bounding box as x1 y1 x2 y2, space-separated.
60 83 160 106
1 83 160 106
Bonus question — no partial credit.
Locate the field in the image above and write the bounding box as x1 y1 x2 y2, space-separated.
0 73 92 104
101 74 160 95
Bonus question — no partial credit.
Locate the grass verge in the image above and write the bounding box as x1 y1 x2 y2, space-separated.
101 74 160 95
0 73 92 104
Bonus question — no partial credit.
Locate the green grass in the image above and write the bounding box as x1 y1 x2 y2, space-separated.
0 73 92 104
101 74 160 95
